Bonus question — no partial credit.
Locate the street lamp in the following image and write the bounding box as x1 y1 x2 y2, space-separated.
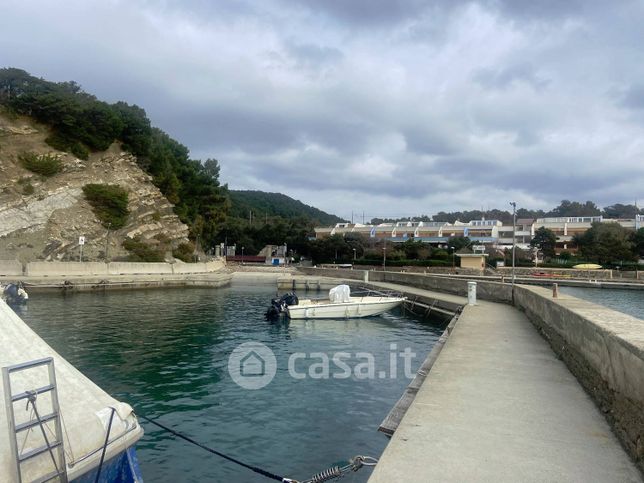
383 239 387 271
510 201 517 286
353 248 357 261
241 246 245 265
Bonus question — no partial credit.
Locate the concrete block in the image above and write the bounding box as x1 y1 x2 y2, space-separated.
26 262 108 277
0 260 23 276
107 262 173 275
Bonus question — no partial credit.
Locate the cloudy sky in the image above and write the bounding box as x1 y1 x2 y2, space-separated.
2 0 644 220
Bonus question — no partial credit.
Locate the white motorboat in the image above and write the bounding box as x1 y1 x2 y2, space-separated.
285 285 406 320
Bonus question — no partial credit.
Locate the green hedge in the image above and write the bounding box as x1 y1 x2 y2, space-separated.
82 183 129 229
353 259 451 267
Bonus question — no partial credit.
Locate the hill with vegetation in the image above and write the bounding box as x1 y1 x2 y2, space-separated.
0 67 345 259
0 67 227 250
228 190 344 225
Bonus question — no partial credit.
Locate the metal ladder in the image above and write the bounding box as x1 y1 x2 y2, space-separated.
2 357 68 483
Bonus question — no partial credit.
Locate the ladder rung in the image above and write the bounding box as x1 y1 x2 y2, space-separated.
11 384 55 402
33 469 66 483
5 357 53 373
15 412 59 432
19 441 62 462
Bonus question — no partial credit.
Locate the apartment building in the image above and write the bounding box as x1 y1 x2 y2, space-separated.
314 214 643 254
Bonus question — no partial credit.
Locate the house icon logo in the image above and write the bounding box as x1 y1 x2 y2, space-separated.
240 351 265 377
228 342 277 390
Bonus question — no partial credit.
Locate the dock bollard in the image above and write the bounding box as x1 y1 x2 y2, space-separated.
553 283 559 298
467 281 477 306
364 270 369 282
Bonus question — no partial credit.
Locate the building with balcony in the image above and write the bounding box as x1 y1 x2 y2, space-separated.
313 214 642 255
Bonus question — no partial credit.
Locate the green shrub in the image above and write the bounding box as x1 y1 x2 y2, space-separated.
22 183 34 195
151 211 161 221
431 249 449 261
122 237 165 262
45 132 71 151
353 259 451 267
82 183 129 229
71 142 89 160
45 132 90 160
173 242 195 262
19 152 62 177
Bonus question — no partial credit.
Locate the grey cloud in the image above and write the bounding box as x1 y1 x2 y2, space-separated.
284 42 343 67
1 0 643 218
403 125 457 156
483 0 593 20
473 63 550 91
281 0 431 27
620 85 644 110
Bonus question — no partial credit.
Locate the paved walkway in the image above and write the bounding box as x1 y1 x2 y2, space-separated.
369 299 642 482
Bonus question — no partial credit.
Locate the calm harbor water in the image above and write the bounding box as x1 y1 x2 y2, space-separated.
559 286 643 319
17 284 446 482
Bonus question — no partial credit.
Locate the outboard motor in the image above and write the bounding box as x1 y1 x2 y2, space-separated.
265 292 299 320
2 283 29 305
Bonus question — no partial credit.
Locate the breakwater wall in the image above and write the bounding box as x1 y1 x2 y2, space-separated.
515 286 644 472
0 259 225 277
496 266 616 279
297 267 514 303
298 267 644 471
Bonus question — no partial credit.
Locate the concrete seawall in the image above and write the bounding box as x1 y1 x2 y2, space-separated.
0 259 23 276
297 267 514 303
514 285 644 471
20 260 225 277
297 267 644 473
1 260 230 291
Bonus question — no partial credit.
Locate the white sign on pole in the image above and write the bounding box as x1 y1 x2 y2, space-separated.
79 236 85 245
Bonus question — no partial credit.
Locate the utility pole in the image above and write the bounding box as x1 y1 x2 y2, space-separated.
510 201 517 286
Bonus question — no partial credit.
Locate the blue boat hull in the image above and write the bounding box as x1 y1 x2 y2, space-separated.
72 446 143 483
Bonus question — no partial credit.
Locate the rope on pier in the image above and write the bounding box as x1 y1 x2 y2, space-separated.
139 414 378 482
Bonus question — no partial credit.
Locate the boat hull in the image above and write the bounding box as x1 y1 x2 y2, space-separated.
287 297 405 320
71 446 143 483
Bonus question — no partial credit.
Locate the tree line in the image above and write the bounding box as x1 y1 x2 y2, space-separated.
372 200 643 225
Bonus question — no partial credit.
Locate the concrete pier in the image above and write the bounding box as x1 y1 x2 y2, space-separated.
369 299 642 482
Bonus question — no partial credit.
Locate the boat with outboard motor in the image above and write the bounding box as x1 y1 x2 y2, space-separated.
1 282 28 306
266 285 406 320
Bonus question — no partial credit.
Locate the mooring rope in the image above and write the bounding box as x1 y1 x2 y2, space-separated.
139 414 288 482
139 414 378 483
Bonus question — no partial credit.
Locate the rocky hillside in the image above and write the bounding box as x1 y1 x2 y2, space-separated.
0 113 190 262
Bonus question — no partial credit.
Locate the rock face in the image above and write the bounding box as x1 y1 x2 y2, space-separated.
0 114 190 262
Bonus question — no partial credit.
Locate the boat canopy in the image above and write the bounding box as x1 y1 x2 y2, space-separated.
0 300 143 481
329 285 351 303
